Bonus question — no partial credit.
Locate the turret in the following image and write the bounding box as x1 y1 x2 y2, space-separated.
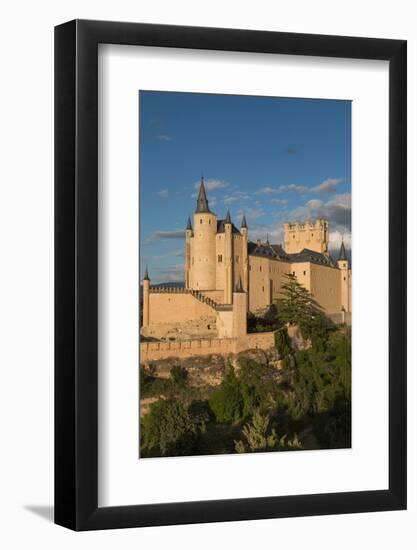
185 217 193 289
191 177 217 290
232 275 247 337
338 240 347 263
240 212 248 237
195 176 210 213
142 266 150 327
224 209 233 304
240 213 249 295
337 239 350 313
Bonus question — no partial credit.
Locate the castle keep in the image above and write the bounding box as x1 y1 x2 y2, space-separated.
141 178 351 357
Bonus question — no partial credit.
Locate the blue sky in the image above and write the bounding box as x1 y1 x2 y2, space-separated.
140 91 351 284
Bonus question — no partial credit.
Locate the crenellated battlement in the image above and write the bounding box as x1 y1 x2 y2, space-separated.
283 218 329 255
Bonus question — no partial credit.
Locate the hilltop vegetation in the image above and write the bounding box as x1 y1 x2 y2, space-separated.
140 273 351 458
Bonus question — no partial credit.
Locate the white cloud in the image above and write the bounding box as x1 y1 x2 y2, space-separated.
271 198 288 205
279 184 309 194
329 230 351 251
223 191 251 204
157 189 169 198
248 224 284 243
154 264 184 283
254 178 343 196
285 192 351 233
254 186 278 195
236 207 265 221
144 229 185 245
194 178 229 192
255 184 309 195
156 134 172 142
311 178 343 193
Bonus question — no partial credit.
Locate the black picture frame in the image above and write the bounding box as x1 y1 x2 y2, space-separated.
55 19 407 531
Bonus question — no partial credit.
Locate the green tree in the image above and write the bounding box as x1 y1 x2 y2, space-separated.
276 273 324 335
238 358 277 418
141 399 197 456
209 367 243 423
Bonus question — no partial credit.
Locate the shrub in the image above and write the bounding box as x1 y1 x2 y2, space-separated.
209 367 243 423
274 329 291 357
141 399 197 456
235 410 277 452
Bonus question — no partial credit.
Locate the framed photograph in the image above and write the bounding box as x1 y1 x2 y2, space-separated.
55 20 406 530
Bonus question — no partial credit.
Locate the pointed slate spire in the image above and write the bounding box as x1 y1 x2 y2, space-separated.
195 176 210 213
236 274 244 292
225 209 232 224
240 212 247 229
143 266 150 281
186 216 192 230
338 239 347 261
266 233 270 245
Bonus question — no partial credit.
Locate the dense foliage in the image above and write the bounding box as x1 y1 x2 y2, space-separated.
140 272 351 457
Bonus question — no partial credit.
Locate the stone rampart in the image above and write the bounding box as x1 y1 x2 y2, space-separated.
140 331 275 363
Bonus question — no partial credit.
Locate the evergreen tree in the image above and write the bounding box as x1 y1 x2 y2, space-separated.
209 366 243 423
276 272 328 340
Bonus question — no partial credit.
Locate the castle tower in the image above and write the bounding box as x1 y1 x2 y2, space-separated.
240 213 249 295
191 177 217 290
337 240 350 313
224 209 233 304
283 218 329 255
232 275 247 337
142 266 150 327
185 216 193 289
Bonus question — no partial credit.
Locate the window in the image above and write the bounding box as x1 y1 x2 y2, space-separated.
200 218 202 224
217 255 222 263
344 276 346 281
303 270 306 276
209 219 211 225
260 266 262 272
292 271 295 276
262 286 264 292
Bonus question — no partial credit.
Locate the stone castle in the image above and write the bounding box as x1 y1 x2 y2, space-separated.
140 178 351 359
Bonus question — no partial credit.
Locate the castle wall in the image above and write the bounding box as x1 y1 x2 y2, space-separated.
147 292 215 325
248 255 292 312
247 255 346 318
201 289 225 303
216 308 234 338
309 263 342 314
291 262 311 290
140 331 275 362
